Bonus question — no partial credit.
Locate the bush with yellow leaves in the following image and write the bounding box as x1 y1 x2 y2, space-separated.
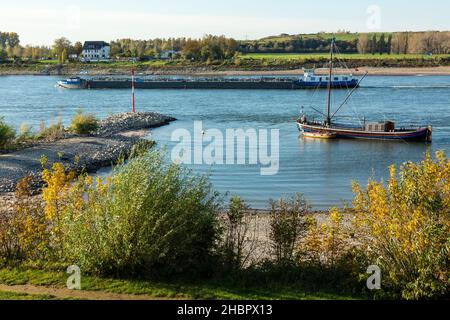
352 151 449 299
0 177 50 263
41 162 76 255
299 208 350 267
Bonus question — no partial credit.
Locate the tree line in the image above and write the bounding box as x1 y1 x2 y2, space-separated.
357 31 450 55
239 37 358 54
1 31 449 64
0 32 84 63
110 35 238 62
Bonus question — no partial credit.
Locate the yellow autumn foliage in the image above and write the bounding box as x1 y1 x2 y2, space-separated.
299 208 349 267
41 162 76 253
352 151 449 299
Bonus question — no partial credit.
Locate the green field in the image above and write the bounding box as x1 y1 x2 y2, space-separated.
240 53 450 61
259 32 364 43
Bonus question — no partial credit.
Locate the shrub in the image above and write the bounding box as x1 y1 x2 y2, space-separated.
70 110 98 135
36 118 65 141
299 208 350 267
128 139 155 159
0 199 21 263
41 162 77 254
0 177 48 264
13 177 49 261
352 151 450 299
17 123 33 142
220 196 258 271
0 117 16 149
269 194 310 265
58 149 220 278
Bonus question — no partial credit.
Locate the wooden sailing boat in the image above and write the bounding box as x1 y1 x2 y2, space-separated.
296 38 433 142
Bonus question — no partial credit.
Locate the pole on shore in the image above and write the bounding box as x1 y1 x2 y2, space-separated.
131 68 136 113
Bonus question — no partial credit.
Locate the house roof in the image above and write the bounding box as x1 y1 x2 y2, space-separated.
83 41 110 50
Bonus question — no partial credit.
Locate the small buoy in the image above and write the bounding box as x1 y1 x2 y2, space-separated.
201 130 205 135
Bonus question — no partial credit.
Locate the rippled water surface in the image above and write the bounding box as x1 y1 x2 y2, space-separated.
0 75 449 208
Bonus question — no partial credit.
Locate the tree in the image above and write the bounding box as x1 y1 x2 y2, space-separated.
377 33 386 54
370 34 377 54
0 50 7 62
182 39 202 61
387 34 393 54
6 32 20 48
391 32 410 54
0 32 7 50
357 34 370 54
60 49 67 64
73 42 83 55
22 45 33 60
31 47 40 61
52 37 72 60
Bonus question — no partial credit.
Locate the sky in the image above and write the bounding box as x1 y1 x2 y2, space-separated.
1 0 449 46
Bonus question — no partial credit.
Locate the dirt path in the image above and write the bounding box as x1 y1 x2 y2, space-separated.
0 284 164 300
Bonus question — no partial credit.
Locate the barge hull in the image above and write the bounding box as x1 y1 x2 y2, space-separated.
85 80 358 90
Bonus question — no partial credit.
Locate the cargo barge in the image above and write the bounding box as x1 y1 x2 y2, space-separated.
57 69 359 90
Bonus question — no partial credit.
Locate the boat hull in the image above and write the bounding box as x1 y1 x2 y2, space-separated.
293 79 359 89
297 122 432 142
58 82 83 89
302 132 336 139
57 78 86 89
84 79 359 90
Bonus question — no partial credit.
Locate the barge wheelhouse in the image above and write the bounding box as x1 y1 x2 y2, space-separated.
295 69 359 89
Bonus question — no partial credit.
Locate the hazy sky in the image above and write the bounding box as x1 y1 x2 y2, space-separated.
1 0 449 45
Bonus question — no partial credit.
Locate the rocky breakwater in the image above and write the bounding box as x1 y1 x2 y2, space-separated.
0 112 176 194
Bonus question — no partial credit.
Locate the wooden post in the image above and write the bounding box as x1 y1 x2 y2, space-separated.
132 69 135 113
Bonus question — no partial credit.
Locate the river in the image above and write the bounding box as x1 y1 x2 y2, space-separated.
0 75 449 209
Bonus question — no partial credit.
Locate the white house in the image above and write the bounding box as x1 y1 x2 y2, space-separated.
81 41 111 61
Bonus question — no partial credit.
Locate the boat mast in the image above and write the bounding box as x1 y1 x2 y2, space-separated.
326 38 335 126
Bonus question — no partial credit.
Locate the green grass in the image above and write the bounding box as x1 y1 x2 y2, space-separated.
0 290 59 300
36 60 59 65
0 267 359 300
241 53 450 61
260 32 363 42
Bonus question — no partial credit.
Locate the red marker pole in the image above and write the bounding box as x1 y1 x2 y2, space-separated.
131 68 136 113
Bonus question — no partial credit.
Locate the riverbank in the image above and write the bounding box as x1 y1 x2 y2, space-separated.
0 112 175 194
2 63 450 76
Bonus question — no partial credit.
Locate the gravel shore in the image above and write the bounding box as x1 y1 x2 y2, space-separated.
0 112 175 194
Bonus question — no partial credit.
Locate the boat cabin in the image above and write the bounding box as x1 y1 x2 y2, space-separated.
301 69 356 83
365 121 396 132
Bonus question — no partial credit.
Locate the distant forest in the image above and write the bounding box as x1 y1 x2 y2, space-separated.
0 31 449 63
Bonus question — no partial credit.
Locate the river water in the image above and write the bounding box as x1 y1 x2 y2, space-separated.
0 75 449 209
